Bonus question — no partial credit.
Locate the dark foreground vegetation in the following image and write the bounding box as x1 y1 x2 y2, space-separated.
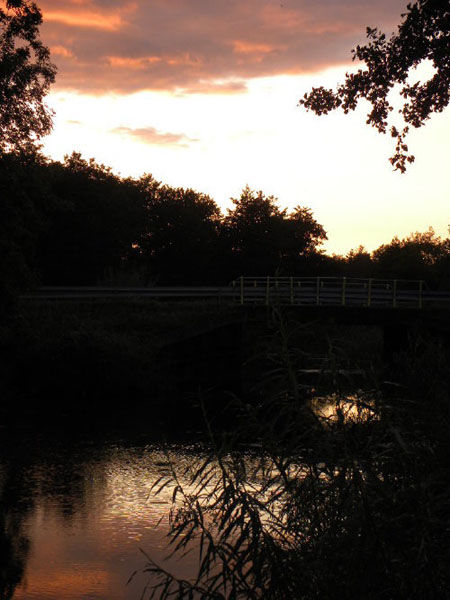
1 149 450 313
0 299 237 425
0 298 384 424
137 309 450 600
2 294 449 600
0 297 449 599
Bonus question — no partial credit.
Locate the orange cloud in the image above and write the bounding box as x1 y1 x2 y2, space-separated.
166 53 203 67
232 40 278 64
50 45 75 59
108 55 161 69
178 80 247 95
233 41 276 55
44 10 123 31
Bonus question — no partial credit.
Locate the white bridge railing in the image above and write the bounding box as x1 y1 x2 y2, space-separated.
231 276 426 309
23 278 450 308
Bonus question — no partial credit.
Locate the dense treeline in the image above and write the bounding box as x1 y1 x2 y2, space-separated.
1 150 449 305
326 231 450 287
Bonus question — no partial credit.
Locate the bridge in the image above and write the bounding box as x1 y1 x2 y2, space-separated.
19 276 450 396
23 276 450 310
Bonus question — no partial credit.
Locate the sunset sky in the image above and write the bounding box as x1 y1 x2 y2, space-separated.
37 0 449 254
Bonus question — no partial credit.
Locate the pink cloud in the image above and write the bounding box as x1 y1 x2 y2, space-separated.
112 126 198 147
37 0 408 95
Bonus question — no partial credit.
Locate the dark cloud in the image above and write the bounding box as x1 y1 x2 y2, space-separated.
111 126 198 146
39 0 407 94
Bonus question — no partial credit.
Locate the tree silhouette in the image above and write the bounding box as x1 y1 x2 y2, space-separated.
0 150 50 307
37 153 146 285
224 186 326 276
224 186 286 275
344 245 373 278
0 0 56 152
372 228 449 284
136 178 222 284
300 0 449 172
282 206 327 273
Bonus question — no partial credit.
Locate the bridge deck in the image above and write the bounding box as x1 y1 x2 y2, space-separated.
232 276 449 309
22 276 450 310
22 277 450 309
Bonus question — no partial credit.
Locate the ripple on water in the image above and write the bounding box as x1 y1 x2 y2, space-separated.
6 441 204 600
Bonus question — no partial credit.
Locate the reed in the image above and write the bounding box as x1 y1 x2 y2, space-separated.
138 307 450 599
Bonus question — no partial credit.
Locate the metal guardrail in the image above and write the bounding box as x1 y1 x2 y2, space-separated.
231 276 428 309
22 286 229 299
22 278 450 309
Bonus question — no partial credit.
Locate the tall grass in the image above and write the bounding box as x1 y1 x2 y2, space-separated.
137 308 450 599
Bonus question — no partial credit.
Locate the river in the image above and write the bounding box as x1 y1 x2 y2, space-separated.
1 426 205 600
1 396 378 599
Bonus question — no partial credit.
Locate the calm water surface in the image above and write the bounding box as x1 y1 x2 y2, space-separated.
2 398 362 599
1 430 203 600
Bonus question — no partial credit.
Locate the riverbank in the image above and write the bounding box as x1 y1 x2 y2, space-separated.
1 297 443 428
0 298 382 420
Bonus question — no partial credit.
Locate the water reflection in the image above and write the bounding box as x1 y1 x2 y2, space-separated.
312 394 377 423
0 461 33 600
0 437 202 600
0 396 373 599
